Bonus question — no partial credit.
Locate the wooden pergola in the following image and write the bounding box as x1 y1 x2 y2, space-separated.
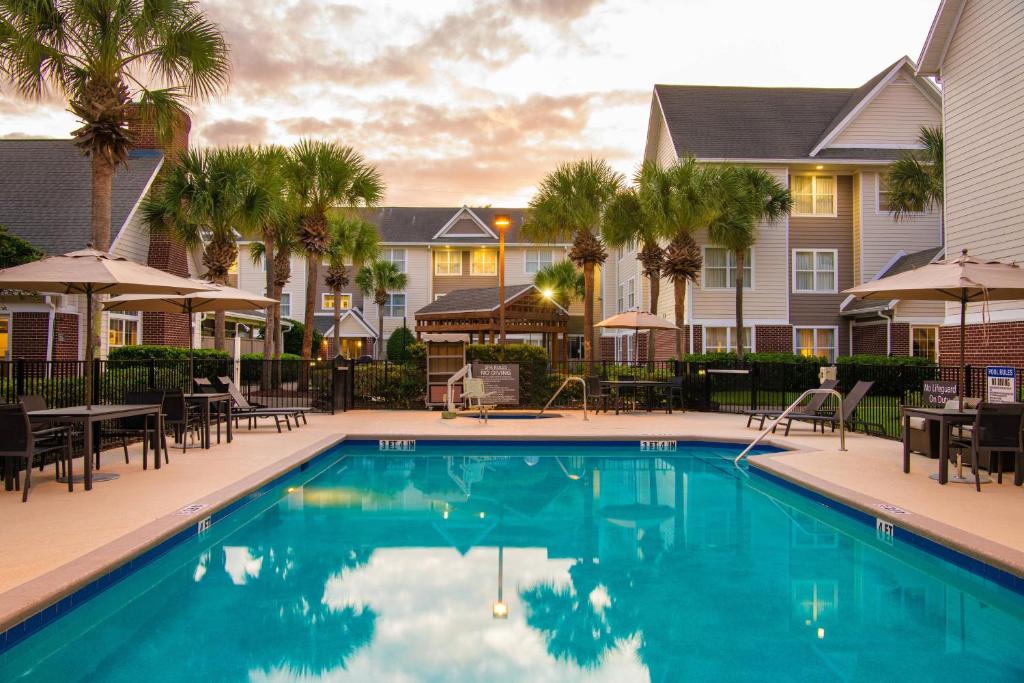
415 284 569 354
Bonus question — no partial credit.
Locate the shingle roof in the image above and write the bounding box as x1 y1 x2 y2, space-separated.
0 140 163 255
415 283 536 316
360 207 550 244
842 246 944 314
654 58 914 160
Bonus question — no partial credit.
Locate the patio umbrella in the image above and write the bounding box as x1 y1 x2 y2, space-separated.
844 249 1024 408
596 311 680 362
0 249 214 407
104 282 277 382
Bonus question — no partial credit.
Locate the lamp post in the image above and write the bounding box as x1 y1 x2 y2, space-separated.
494 214 511 344
492 544 508 619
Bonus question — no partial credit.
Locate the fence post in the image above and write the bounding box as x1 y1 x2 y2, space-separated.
702 364 712 410
965 364 973 397
673 359 682 377
15 358 25 398
347 358 356 408
148 358 156 389
750 362 759 411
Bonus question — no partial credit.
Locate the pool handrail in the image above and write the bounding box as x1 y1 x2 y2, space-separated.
538 376 587 420
733 388 845 466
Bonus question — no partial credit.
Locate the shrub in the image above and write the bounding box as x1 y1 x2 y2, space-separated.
106 345 232 382
240 352 302 382
386 326 417 361
836 355 939 396
282 319 323 357
354 361 426 408
466 343 549 407
107 345 230 361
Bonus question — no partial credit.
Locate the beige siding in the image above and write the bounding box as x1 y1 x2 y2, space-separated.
942 0 1024 321
831 73 941 148
895 299 944 322
432 250 498 296
852 174 862 284
858 171 941 282
643 95 678 168
237 244 268 296
364 248 430 341
109 210 151 264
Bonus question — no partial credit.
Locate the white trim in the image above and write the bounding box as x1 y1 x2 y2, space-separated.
524 248 553 275
432 206 497 240
826 143 926 150
702 325 755 354
696 318 786 327
387 241 570 248
321 309 378 339
949 308 1024 326
700 246 754 291
381 247 407 274
791 174 838 217
469 248 497 276
917 0 967 76
109 156 165 257
433 249 463 276
909 324 940 360
791 248 839 294
810 58 913 157
697 157 894 166
793 325 839 362
646 88 679 165
382 292 407 319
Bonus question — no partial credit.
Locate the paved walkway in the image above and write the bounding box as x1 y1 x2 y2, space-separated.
2 409 1022 614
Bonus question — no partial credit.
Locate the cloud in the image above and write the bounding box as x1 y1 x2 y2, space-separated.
200 117 270 146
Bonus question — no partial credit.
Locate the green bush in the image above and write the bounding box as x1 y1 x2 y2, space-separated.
836 355 939 396
108 345 230 361
466 343 549 407
835 354 935 367
282 319 323 357
386 326 417 361
354 361 426 408
239 352 302 382
106 346 232 382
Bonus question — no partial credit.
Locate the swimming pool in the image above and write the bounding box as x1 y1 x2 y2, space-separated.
2 439 1023 681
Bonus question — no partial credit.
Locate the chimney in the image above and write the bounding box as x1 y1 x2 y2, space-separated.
126 103 191 161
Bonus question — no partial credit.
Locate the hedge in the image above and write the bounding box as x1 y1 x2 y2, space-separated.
240 352 302 382
107 345 230 361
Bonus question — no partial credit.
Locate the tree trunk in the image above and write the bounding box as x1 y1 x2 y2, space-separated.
648 272 660 361
734 249 745 361
214 310 227 353
333 288 342 357
90 154 115 250
377 298 385 360
302 256 319 359
582 262 595 363
261 230 276 389
674 278 687 359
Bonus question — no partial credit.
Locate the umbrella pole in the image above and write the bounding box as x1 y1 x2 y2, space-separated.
188 304 195 389
960 290 967 411
85 287 94 410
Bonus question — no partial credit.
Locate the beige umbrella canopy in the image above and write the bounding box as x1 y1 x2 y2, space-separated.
595 311 680 330
844 249 1024 406
0 249 214 406
105 282 277 381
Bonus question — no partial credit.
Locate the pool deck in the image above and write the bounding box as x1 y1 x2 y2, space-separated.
2 409 1024 632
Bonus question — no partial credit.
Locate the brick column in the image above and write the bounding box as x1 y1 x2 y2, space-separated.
142 229 191 347
754 325 793 353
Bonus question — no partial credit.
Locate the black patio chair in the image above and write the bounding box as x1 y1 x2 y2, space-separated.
776 381 882 436
616 375 638 414
194 377 218 394
948 402 1024 492
744 379 839 429
665 376 686 413
586 376 620 414
0 403 73 501
18 394 77 480
218 377 305 432
162 389 203 454
102 389 166 470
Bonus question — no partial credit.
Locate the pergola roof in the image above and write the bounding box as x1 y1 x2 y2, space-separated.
414 284 568 337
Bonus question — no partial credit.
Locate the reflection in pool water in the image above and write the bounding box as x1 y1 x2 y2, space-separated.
2 441 1024 681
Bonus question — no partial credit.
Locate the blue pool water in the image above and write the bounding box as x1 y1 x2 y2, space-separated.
2 440 1024 681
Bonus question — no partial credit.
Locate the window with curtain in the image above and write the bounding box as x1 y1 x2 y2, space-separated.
383 293 406 318
912 326 938 361
279 293 291 318
434 250 461 275
704 327 752 353
795 327 836 361
627 278 635 309
108 314 140 348
471 249 497 275
793 250 836 292
704 248 752 288
525 249 552 274
384 248 406 273
321 293 352 310
792 175 836 216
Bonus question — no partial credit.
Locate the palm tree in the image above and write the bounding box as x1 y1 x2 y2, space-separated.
0 0 230 251
707 167 791 360
534 260 584 362
325 216 379 357
603 184 665 358
356 260 407 360
885 126 943 231
143 147 249 350
648 159 723 359
284 140 384 359
524 159 624 363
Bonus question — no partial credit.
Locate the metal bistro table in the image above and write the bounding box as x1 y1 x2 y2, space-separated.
902 406 978 485
601 379 671 413
28 404 163 491
184 393 233 449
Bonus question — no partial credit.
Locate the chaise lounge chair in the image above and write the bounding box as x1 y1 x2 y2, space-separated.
217 376 310 427
743 379 838 429
776 380 883 436
215 378 307 433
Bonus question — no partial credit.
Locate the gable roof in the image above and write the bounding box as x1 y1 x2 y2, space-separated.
653 57 938 162
0 140 164 255
841 246 945 315
360 207 562 245
314 308 378 338
415 283 567 317
917 0 967 76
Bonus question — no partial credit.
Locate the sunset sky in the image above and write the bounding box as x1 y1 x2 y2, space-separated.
0 0 941 206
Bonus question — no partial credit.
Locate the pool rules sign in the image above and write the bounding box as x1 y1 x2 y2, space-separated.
986 366 1016 403
472 363 519 405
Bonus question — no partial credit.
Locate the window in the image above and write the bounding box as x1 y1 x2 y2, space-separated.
792 175 836 216
383 248 406 273
877 174 894 213
383 293 406 318
227 257 239 288
703 248 752 289
279 293 291 318
795 327 836 361
322 293 352 310
614 334 634 362
434 250 462 276
704 327 752 354
567 334 584 360
793 250 837 293
911 326 938 361
525 249 552 274
617 279 636 312
108 313 140 348
471 249 497 275
0 315 8 360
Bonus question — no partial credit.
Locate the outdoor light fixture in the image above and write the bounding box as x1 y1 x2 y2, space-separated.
494 214 512 344
542 288 554 299
492 601 509 619
815 165 824 170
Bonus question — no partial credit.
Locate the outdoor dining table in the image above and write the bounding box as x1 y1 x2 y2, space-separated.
28 404 163 491
184 393 233 449
601 379 671 413
901 406 977 484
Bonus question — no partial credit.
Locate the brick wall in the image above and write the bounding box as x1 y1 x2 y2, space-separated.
754 325 793 353
852 322 888 356
891 322 910 357
126 104 191 159
939 321 1024 367
52 313 79 360
142 228 191 347
11 313 49 359
599 336 615 360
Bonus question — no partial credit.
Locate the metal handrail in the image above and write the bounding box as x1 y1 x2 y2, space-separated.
538 376 587 420
446 364 473 413
733 388 845 466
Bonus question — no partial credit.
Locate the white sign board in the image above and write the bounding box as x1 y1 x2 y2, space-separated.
986 366 1016 403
